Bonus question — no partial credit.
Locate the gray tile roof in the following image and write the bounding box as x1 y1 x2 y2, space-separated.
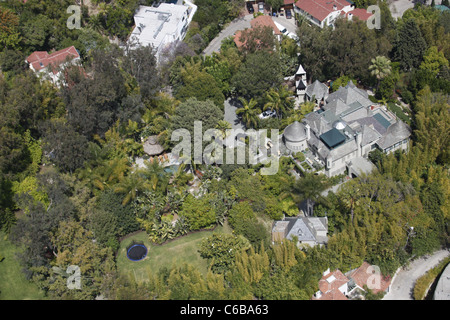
306 80 329 101
329 139 358 159
326 82 372 108
360 124 381 146
285 217 328 244
304 112 331 136
376 120 411 150
284 121 307 142
350 116 388 135
348 156 375 175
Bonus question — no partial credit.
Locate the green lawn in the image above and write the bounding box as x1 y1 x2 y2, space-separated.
0 232 47 300
117 224 232 284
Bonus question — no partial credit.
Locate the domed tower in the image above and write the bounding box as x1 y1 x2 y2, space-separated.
283 121 308 152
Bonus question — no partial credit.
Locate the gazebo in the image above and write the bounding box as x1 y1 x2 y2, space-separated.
143 135 165 156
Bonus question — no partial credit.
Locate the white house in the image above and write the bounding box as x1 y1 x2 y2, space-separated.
127 1 197 61
294 0 354 28
313 268 351 300
25 46 81 86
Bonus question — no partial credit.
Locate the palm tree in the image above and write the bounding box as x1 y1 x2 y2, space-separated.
292 172 330 216
369 56 392 91
88 14 103 33
143 159 169 193
83 157 129 192
215 120 232 140
339 181 361 224
264 85 294 119
113 172 148 205
236 97 260 129
282 100 315 127
172 164 194 189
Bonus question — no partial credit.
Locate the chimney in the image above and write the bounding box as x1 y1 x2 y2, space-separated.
305 123 311 140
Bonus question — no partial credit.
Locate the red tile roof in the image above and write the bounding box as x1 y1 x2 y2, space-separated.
295 0 350 22
234 16 281 48
251 15 282 35
233 30 245 48
26 46 80 74
345 8 373 21
313 269 349 300
348 262 392 294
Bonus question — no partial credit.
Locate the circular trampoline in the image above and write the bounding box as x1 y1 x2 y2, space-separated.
126 242 148 261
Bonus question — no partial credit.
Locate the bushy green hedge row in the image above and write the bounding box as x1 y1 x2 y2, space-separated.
413 256 450 300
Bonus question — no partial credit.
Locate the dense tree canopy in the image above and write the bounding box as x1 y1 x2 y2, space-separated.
0 0 449 302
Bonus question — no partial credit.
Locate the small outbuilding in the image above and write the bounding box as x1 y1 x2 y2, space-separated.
143 135 165 156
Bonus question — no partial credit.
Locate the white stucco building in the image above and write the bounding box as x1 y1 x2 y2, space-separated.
127 1 197 60
294 0 354 28
25 46 81 86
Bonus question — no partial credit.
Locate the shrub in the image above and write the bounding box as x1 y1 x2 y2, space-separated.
293 152 305 162
413 257 450 300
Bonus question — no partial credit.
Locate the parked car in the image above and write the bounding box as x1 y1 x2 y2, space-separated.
285 9 292 19
273 21 297 40
246 2 254 14
258 2 264 13
259 110 277 119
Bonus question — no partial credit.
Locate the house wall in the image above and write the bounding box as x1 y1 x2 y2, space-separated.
316 229 327 238
34 57 81 87
384 138 409 154
286 139 308 152
294 7 322 27
339 282 349 296
298 240 317 247
326 149 358 177
272 231 285 242
294 4 353 28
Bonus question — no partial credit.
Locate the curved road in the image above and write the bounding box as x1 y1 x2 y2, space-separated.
202 13 297 56
202 15 252 56
383 249 449 300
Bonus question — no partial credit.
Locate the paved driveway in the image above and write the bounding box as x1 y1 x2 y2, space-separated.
224 98 245 131
202 12 299 56
383 249 450 300
202 15 252 56
387 0 443 19
272 15 298 35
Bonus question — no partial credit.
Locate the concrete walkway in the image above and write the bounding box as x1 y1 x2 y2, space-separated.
383 249 450 300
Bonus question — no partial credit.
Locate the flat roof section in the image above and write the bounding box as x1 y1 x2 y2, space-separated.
320 128 346 149
373 113 391 130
